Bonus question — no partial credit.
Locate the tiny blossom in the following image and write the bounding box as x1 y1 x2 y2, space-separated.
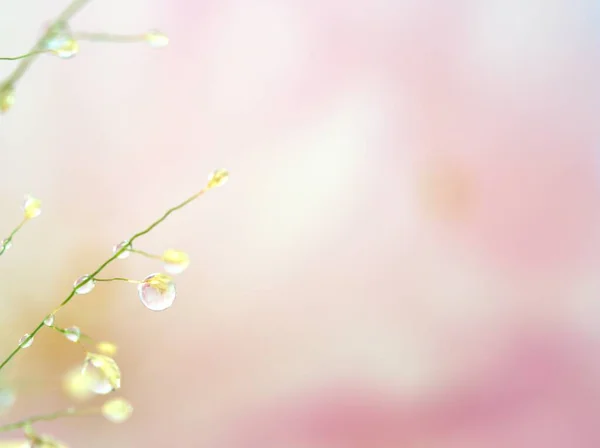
0 84 15 113
102 397 133 423
145 30 169 48
96 341 118 356
22 195 42 219
63 367 95 401
162 249 190 275
207 169 229 189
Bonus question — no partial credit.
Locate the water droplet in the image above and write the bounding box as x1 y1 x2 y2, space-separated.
43 314 55 327
162 249 190 275
207 169 229 189
112 240 131 259
43 21 79 59
18 333 33 348
22 195 42 219
102 397 133 423
96 341 118 356
63 326 81 343
137 273 176 311
0 238 12 254
74 275 95 294
145 30 169 48
82 353 121 395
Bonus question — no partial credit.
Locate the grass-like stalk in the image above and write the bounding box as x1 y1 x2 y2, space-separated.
0 186 214 372
0 406 99 433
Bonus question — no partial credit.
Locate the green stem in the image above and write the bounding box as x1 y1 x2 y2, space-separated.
95 277 140 284
129 248 163 260
0 406 99 433
0 50 51 61
74 32 145 43
0 188 207 372
0 218 27 256
1 0 92 86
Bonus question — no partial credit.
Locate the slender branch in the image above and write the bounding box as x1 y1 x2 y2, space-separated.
0 406 99 433
74 32 145 43
129 248 162 260
0 218 27 256
0 50 51 61
0 188 207 372
1 0 92 86
95 277 140 284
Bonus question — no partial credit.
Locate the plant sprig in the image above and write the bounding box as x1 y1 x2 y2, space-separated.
0 169 228 373
0 0 91 88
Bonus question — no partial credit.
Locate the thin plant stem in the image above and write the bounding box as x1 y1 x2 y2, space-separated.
0 188 207 372
0 218 27 256
0 50 52 61
0 406 99 433
95 277 141 284
74 32 145 43
129 248 162 260
1 0 92 87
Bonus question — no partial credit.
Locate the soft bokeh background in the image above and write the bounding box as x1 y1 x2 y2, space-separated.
1 0 600 446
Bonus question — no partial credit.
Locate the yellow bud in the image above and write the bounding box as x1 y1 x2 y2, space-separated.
207 169 229 189
102 397 133 423
63 367 95 401
162 249 190 275
145 30 169 48
22 195 42 219
96 341 118 357
0 84 15 113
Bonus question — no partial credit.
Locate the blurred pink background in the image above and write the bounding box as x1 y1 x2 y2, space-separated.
1 0 600 446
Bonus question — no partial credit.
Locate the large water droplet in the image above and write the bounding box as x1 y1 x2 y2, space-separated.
82 353 121 395
74 275 95 294
64 326 81 343
102 397 133 423
18 333 34 348
112 240 131 259
137 273 176 311
22 195 42 219
162 249 190 275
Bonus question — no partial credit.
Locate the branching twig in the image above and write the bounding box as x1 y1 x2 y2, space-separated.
0 406 99 433
0 183 222 372
0 0 91 87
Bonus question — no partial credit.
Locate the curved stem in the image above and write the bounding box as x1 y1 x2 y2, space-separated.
129 248 163 260
0 50 51 61
1 0 92 87
0 406 99 433
0 218 27 256
74 32 145 43
0 188 207 372
95 277 140 284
